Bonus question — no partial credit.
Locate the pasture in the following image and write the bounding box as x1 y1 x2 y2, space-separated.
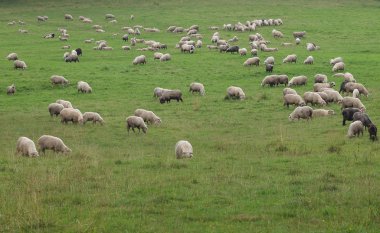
1 0 380 232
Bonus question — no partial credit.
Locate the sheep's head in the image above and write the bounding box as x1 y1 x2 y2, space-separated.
64 147 72 154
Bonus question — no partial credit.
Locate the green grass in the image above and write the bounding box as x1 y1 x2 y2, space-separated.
1 0 380 232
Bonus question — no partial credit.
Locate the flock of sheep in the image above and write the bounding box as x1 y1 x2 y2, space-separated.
8 12 377 160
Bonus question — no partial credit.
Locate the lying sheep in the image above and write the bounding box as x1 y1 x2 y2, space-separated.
312 109 335 117
83 112 104 125
341 97 366 110
6 53 18 61
314 74 328 83
243 57 260 66
353 112 372 129
288 76 307 86
332 62 345 72
293 31 306 38
14 60 27 69
226 86 245 100
368 124 378 141
341 108 361 125
7 84 16 95
175 140 193 159
51 75 69 86
160 53 171 62
56 99 73 108
126 116 147 134
60 108 83 124
283 54 297 63
77 81 92 93
48 103 64 117
133 55 146 65
303 92 326 106
134 109 161 125
303 56 314 64
283 88 297 96
159 90 183 103
289 106 313 121
189 82 205 95
347 121 364 138
283 94 305 108
330 57 343 66
38 135 71 154
313 82 335 92
239 48 247 56
16 136 39 157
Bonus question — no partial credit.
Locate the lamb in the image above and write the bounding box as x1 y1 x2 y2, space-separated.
51 75 69 86
37 135 71 154
332 62 345 72
272 29 283 38
60 108 83 124
293 31 306 38
243 57 260 66
16 137 39 157
175 140 193 159
283 88 297 96
312 109 335 117
303 92 326 106
134 109 161 125
160 53 171 62
239 48 247 56
353 89 360 98
264 56 274 65
289 106 313 121
154 52 163 60
159 90 183 103
126 116 147 134
14 60 27 69
288 76 307 87
283 94 305 108
83 112 105 125
353 112 373 129
303 56 314 64
133 55 147 65
6 53 18 61
283 54 297 63
48 103 64 117
344 82 369 97
368 124 378 141
330 57 343 65
226 86 245 100
189 82 205 95
313 82 335 92
341 108 361 125
7 84 16 95
314 74 328 83
347 121 364 138
341 97 366 110
56 99 73 108
77 81 92 93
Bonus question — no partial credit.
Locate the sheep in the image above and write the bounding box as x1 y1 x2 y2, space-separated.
175 140 193 159
56 99 73 108
14 60 27 69
7 84 16 95
219 44 229 53
189 82 205 95
122 46 131 51
153 87 170 98
293 31 306 38
343 72 355 82
368 124 378 141
303 56 314 64
353 89 360 98
353 112 373 129
37 16 46 21
303 92 326 106
60 108 83 124
330 57 343 66
43 33 55 39
239 48 247 56
48 103 64 117
283 94 305 108
281 42 293 46
6 53 18 61
295 37 301 45
347 121 364 138
37 135 71 154
266 64 274 72
133 55 147 65
342 108 361 125
122 34 129 42
62 45 71 49
283 88 297 96
181 44 195 53
283 54 297 63
251 49 258 56
341 97 366 110
77 81 92 93
207 45 218 50
16 136 39 157
154 52 163 60
64 14 73 20
272 29 283 38
105 14 116 19
313 82 335 92
323 89 343 103
51 75 69 86
314 74 328 83
159 90 183 103
134 109 161 125
226 46 239 54
83 112 104 125
126 116 147 134
261 75 277 87
306 43 319 51
160 53 171 62
312 109 335 117
225 86 245 100
289 106 313 121
65 54 79 63
264 56 274 65
276 75 289 86
196 40 202 48
316 92 329 103
243 57 260 66
332 62 345 72
344 82 369 97
288 76 307 87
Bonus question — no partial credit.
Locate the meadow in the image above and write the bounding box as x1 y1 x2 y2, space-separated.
1 0 380 232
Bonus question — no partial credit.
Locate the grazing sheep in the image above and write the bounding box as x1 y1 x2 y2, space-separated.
330 57 343 65
314 74 328 83
283 88 297 96
6 53 18 61
226 45 239 54
276 75 288 86
226 86 245 100
105 14 116 19
134 109 161 125
154 52 163 60
175 140 193 159
312 109 335 117
51 75 69 86
332 62 345 72
153 87 170 98
303 56 314 64
313 82 335 92
133 55 146 65
14 60 27 69
16 137 39 157
283 94 305 108
56 99 73 108
181 44 195 53
295 37 301 45
347 121 364 138
38 135 71 154
353 112 373 129
353 89 360 98
159 90 183 103
283 54 297 63
368 124 378 141
344 82 369 97
60 108 83 124
83 112 104 125
341 108 361 125
7 84 16 95
196 40 202 48
160 53 171 62
289 106 313 121
126 116 147 134
65 54 79 63
272 29 283 38
264 56 274 65
189 82 205 95
251 49 258 56
341 97 366 110
37 16 46 22
261 75 277 87
243 57 260 66
48 103 64 117
64 14 73 20
219 44 229 53
122 34 129 42
265 64 274 72
316 92 329 103
77 81 92 93
323 89 343 103
239 48 247 56
303 92 326 106
306 43 319 51
293 31 306 38
288 76 307 87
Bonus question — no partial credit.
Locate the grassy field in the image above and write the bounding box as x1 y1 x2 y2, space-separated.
1 0 380 232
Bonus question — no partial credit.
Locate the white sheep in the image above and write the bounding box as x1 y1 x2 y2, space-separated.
243 57 260 66
288 76 307 87
264 56 274 65
77 81 92 93
189 82 205 95
134 109 161 125
83 112 104 125
272 29 283 38
133 55 146 65
6 53 18 61
51 75 69 86
341 97 366 110
322 90 343 103
38 135 71 154
283 88 297 96
160 53 171 62
314 74 328 83
289 106 313 121
303 92 326 106
48 103 64 117
313 82 335 92
312 109 335 117
283 94 305 108
60 108 83 124
239 48 247 56
154 52 163 60
352 89 360 98
303 56 314 64
16 136 39 157
56 99 73 108
175 140 193 159
64 14 73 20
196 40 202 48
226 86 245 100
332 62 345 72
283 54 297 63
306 43 319 51
295 37 301 45
126 116 147 134
343 83 369 97
7 84 16 95
330 57 343 65
347 121 364 138
14 60 27 69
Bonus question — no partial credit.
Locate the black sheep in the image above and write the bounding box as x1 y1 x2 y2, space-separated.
353 112 373 129
226 45 239 54
368 124 378 141
341 108 361 125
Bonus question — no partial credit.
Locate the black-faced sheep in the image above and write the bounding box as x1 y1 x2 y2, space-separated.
65 54 79 62
368 124 378 141
16 136 39 157
75 48 82 56
38 135 71 154
126 116 147 134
